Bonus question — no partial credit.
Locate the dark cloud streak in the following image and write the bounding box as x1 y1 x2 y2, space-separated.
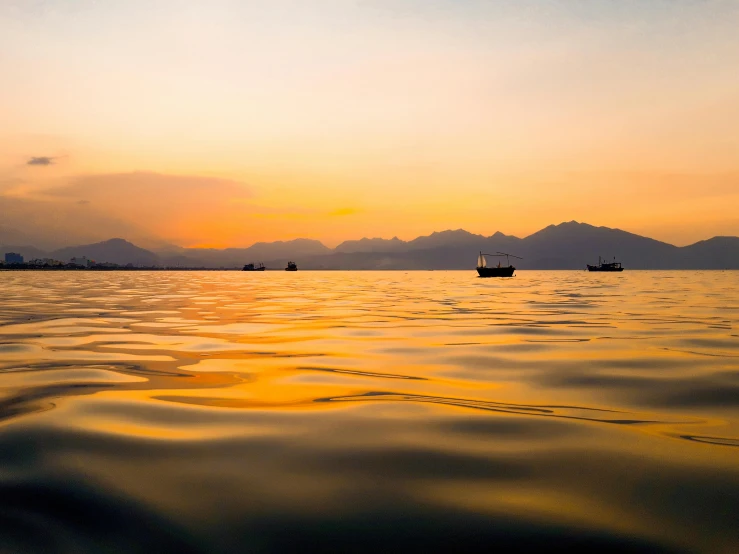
27 156 55 166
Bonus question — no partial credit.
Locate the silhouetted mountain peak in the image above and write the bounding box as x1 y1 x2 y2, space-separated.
335 236 408 254
528 220 628 241
428 229 477 238
553 220 594 229
247 238 329 249
408 228 486 249
9 222 739 269
51 239 159 265
687 236 739 247
102 238 135 246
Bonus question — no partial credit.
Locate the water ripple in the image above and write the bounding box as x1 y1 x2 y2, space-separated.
0 270 737 553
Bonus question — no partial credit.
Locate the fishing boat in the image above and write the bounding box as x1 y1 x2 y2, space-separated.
242 262 265 271
587 256 624 272
476 251 520 277
285 261 298 271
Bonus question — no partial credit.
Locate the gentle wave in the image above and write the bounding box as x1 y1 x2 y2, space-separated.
0 270 737 553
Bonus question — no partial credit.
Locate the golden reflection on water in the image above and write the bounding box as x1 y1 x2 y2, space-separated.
0 270 738 553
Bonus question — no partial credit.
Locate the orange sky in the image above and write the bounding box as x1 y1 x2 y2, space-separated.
1 1 738 248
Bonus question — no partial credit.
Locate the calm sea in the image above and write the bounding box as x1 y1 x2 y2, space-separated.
0 270 737 553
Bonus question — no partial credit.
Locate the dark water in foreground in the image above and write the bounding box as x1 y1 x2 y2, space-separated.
0 271 737 553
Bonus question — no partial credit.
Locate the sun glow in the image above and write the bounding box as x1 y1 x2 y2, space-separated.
1 1 738 247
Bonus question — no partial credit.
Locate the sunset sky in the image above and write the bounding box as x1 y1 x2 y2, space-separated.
1 0 738 249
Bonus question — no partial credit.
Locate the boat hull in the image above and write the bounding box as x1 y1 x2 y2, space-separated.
243 267 266 271
477 266 515 277
587 265 624 272
285 268 297 271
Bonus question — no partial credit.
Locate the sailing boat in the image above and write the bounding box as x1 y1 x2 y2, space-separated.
476 251 520 277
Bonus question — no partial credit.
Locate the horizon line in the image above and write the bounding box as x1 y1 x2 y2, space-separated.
3 221 739 253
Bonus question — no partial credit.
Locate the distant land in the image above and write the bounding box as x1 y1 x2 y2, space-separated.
2 222 739 270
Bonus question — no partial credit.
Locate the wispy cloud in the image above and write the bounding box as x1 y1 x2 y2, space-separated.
27 156 55 166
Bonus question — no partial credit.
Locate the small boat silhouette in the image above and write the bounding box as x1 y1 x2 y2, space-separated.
242 262 265 271
285 261 297 271
587 256 624 272
476 251 520 277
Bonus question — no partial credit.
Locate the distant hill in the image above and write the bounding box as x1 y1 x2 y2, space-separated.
518 221 679 269
51 238 160 266
3 222 738 269
233 238 330 260
0 226 33 247
161 239 331 268
335 236 407 253
334 230 522 256
0 244 50 262
679 236 739 269
407 229 488 250
258 222 739 270
0 225 69 253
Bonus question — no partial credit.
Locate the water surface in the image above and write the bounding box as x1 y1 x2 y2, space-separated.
0 271 737 553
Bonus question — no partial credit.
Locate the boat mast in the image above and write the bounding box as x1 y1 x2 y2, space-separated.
494 252 522 267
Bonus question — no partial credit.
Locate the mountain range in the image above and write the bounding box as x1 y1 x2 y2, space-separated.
2 222 738 269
